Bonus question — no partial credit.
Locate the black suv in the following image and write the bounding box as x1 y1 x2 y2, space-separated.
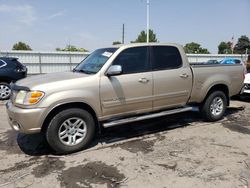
0 57 27 100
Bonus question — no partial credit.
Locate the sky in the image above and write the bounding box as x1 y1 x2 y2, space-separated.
0 0 249 53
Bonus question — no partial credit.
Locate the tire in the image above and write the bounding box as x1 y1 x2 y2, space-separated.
200 91 227 122
46 108 95 154
0 82 11 100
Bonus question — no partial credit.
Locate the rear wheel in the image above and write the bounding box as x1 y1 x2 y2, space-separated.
200 91 227 121
46 108 95 154
0 82 11 100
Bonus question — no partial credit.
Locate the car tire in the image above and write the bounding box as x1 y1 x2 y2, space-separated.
0 82 11 100
200 91 227 122
46 108 95 154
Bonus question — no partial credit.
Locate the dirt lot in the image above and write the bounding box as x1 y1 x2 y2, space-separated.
1 97 250 188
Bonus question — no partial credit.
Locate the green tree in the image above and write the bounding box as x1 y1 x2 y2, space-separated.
12 41 32 51
218 41 232 54
131 29 158 43
56 45 88 52
184 42 210 54
234 35 250 54
112 41 122 45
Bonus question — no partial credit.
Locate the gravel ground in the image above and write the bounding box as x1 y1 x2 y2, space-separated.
0 97 250 188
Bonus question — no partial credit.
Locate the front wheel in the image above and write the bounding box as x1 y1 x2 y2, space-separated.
46 108 95 154
0 82 11 100
200 91 227 122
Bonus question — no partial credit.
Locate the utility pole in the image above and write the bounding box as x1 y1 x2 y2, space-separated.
122 24 125 44
231 36 234 54
146 0 150 43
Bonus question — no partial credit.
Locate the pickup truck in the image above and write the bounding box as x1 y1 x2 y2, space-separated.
6 43 244 154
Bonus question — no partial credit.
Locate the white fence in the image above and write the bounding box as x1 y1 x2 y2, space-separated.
187 53 247 63
0 51 89 74
0 50 247 74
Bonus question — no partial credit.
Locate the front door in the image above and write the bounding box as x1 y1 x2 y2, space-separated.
100 46 153 119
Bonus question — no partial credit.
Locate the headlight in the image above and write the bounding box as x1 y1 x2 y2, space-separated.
15 90 44 105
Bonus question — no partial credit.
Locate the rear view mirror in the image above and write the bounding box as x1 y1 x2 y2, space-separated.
106 65 122 76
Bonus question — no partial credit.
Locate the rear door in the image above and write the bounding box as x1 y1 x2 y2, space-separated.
100 46 153 118
151 46 192 111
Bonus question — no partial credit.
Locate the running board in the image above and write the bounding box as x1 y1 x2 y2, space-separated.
102 106 194 128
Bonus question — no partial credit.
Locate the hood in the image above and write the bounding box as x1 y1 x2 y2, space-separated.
15 72 90 89
244 73 250 83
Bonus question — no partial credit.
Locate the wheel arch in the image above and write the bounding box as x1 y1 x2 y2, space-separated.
203 84 229 106
41 102 100 133
0 78 12 84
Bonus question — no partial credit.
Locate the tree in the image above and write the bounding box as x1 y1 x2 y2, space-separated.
56 45 88 52
12 41 32 51
234 35 250 54
131 29 158 43
184 42 210 54
218 41 232 54
112 41 122 45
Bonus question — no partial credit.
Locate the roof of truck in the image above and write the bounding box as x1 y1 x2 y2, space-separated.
112 42 183 49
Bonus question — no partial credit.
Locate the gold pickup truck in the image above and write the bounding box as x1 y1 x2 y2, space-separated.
6 43 245 154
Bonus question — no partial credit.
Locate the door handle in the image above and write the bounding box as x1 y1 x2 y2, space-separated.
138 78 149 83
180 73 189 78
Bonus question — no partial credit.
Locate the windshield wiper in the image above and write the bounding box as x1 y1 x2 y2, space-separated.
73 69 95 74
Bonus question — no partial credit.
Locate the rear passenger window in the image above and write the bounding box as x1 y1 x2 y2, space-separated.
112 47 149 74
151 46 182 71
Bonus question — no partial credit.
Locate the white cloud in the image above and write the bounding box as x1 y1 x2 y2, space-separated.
0 4 36 25
48 10 65 20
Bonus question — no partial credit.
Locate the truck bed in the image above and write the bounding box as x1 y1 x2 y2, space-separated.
189 63 244 103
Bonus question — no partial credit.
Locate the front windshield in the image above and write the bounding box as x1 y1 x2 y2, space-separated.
74 48 118 74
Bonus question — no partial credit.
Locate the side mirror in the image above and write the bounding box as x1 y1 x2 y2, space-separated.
106 65 122 76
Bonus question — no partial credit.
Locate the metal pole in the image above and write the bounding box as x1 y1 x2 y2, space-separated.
231 36 234 54
122 24 124 44
39 52 42 74
147 0 150 43
69 52 72 71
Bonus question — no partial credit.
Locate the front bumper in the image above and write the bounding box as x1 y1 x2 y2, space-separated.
6 101 46 134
